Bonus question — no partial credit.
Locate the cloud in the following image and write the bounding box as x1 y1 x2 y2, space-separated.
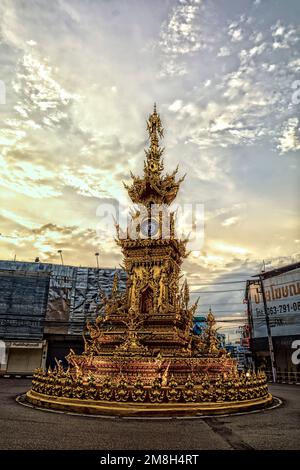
158 0 203 56
31 223 77 235
222 216 240 227
212 241 249 256
0 0 298 294
0 209 40 230
0 152 61 198
229 27 243 42
277 117 300 154
168 99 183 112
288 58 300 71
157 0 205 77
271 20 299 49
217 46 230 57
0 215 122 267
12 52 78 128
57 0 81 24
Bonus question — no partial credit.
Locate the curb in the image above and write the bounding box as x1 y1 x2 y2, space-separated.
16 394 282 421
0 375 33 379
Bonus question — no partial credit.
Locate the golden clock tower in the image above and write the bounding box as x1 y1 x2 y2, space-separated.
96 104 197 356
28 104 271 416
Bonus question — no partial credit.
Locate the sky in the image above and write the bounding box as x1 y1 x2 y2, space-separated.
0 0 299 334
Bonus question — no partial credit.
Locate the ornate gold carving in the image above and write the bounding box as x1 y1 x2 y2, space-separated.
115 376 130 402
124 104 185 207
132 377 146 402
166 375 181 402
114 312 150 357
149 378 164 403
99 377 113 401
28 105 270 413
182 376 197 402
31 367 269 404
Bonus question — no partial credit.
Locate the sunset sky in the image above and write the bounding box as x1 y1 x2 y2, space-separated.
0 0 299 328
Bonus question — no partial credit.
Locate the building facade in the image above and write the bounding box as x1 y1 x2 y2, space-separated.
246 262 300 379
193 315 226 348
0 260 126 374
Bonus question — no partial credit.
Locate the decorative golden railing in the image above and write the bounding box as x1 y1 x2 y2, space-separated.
31 369 269 404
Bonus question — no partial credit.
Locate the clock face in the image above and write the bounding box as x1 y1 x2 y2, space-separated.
141 218 159 237
149 161 158 172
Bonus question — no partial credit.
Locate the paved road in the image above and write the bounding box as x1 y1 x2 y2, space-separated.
0 379 299 450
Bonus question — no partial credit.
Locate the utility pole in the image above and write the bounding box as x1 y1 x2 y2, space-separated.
259 275 277 383
57 250 64 266
95 252 99 269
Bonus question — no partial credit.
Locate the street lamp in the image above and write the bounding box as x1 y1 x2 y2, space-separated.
57 250 64 265
95 252 99 269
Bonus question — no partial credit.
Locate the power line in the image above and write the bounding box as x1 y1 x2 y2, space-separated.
0 318 248 328
248 279 300 288
214 319 247 322
189 280 248 286
191 288 245 294
187 276 254 281
191 279 299 294
198 310 246 314
194 314 247 319
199 302 246 306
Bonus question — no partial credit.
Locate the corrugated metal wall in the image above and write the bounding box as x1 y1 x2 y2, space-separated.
0 269 50 340
0 261 126 339
68 267 126 335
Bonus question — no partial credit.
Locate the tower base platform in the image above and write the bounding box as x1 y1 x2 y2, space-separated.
26 389 273 417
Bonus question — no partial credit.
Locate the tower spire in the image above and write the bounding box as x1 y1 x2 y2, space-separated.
145 103 164 177
123 104 185 207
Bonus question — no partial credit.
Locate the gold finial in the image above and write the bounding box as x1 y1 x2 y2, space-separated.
147 103 163 145
124 105 184 206
183 279 189 308
112 271 119 296
145 103 164 177
207 308 216 326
